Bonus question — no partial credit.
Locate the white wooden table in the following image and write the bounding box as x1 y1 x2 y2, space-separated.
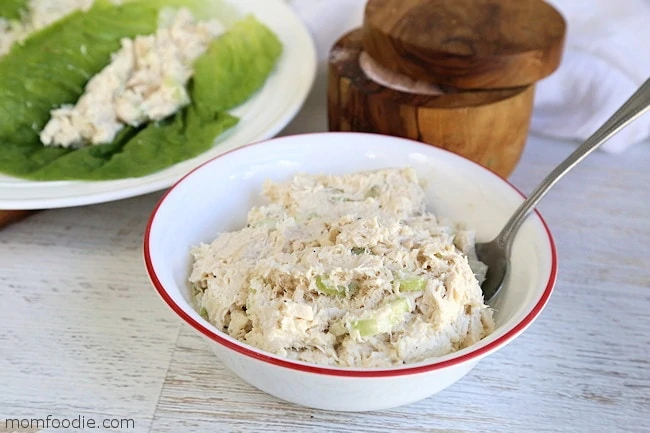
1 71 649 433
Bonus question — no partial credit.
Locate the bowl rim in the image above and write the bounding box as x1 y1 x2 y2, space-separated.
143 132 558 378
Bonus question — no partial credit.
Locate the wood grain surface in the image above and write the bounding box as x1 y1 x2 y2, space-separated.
328 30 534 177
1 71 649 433
363 0 566 89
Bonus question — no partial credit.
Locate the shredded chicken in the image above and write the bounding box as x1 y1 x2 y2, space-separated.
190 168 495 368
39 8 224 148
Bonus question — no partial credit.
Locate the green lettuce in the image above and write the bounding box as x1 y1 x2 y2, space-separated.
0 0 282 181
192 15 283 115
0 0 27 20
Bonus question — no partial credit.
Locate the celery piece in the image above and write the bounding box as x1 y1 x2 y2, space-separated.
398 277 427 292
315 275 345 296
328 195 352 203
315 275 358 296
391 297 411 314
365 185 381 198
351 298 411 337
326 187 354 203
351 247 366 255
252 218 276 229
191 283 205 295
199 307 209 320
329 320 347 337
351 319 380 337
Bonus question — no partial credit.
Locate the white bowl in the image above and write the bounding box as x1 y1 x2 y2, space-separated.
144 132 557 412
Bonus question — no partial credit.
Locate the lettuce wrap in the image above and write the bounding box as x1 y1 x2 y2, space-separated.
0 0 282 180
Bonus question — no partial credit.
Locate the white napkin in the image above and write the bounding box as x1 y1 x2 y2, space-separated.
287 0 650 153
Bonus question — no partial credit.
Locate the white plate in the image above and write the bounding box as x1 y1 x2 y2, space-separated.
0 0 316 210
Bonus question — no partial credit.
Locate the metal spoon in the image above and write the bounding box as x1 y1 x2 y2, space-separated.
478 78 650 303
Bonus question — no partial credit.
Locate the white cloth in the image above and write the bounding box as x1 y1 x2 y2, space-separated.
288 0 650 153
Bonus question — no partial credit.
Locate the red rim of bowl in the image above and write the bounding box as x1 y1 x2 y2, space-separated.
143 132 558 378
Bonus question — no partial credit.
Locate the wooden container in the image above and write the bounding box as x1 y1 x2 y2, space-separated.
327 0 566 177
0 210 35 228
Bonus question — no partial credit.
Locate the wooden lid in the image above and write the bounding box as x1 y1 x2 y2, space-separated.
329 29 529 110
363 0 567 89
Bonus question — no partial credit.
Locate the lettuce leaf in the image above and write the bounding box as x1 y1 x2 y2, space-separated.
192 15 283 114
0 1 282 181
28 109 239 180
0 0 27 20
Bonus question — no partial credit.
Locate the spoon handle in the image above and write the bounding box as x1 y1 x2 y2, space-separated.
495 78 650 249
